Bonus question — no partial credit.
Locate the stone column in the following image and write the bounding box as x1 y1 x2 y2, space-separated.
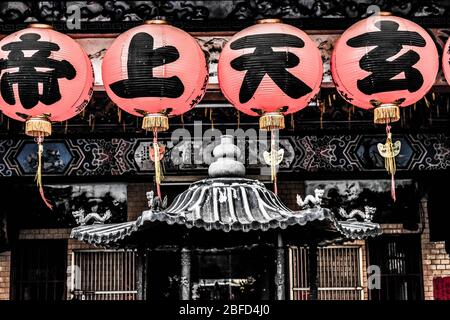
136 248 147 300
275 233 286 300
180 247 191 300
309 243 319 300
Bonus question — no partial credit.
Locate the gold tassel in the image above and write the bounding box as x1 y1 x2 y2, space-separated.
152 131 165 199
384 132 397 202
374 104 400 124
89 114 95 132
290 113 294 131
270 130 278 195
142 113 169 132
424 96 431 108
35 137 53 209
210 108 214 129
384 134 396 178
319 101 324 130
181 114 185 129
25 117 52 137
118 107 122 123
237 110 240 129
259 112 285 131
153 142 164 185
378 126 400 202
65 121 68 134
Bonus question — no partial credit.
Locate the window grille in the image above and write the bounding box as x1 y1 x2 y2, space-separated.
289 245 363 300
70 250 137 300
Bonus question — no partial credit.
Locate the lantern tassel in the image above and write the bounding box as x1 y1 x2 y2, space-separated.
152 130 164 200
35 136 53 209
271 130 278 195
383 125 397 202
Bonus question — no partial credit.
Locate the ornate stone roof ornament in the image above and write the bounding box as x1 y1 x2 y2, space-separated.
71 135 381 246
208 135 245 178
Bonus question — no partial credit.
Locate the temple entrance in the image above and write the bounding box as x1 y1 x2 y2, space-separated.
368 235 424 300
190 248 274 300
11 240 67 300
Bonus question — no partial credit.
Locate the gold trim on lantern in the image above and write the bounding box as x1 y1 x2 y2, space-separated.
28 23 53 29
259 112 285 131
374 103 400 124
142 113 169 132
25 116 52 137
144 19 169 25
379 11 393 16
256 18 282 24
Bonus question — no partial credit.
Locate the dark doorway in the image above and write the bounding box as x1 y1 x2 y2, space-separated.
147 250 181 299
368 235 423 300
190 247 273 300
11 240 67 300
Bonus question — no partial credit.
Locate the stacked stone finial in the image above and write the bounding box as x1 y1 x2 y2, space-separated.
208 135 246 177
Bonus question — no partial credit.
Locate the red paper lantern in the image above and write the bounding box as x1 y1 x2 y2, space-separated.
331 13 439 201
218 19 323 131
102 19 208 132
102 19 208 198
0 24 93 129
0 24 94 208
331 13 438 124
443 37 450 86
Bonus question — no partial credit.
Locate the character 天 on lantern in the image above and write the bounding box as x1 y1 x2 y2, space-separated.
331 13 439 201
218 19 322 193
102 19 208 199
0 23 94 208
219 19 322 131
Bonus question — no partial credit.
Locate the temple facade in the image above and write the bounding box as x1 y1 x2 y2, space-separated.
0 1 449 301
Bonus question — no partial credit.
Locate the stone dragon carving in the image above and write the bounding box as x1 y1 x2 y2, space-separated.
72 209 112 226
296 189 325 209
338 206 376 222
146 191 167 212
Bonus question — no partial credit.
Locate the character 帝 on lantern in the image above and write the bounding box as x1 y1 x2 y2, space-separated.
102 19 208 198
218 19 323 193
0 24 94 208
331 12 439 200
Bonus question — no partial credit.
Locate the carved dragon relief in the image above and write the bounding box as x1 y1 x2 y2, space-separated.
296 189 325 209
72 208 112 226
338 206 376 222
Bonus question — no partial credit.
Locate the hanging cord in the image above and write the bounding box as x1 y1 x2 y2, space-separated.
271 130 278 195
152 129 164 199
384 124 396 202
35 135 53 209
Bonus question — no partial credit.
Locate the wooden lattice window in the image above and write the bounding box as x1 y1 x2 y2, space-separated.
289 245 363 300
70 250 137 300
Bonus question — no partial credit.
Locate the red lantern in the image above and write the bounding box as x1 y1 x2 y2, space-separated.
332 13 438 121
331 13 439 200
218 19 322 131
218 19 322 192
443 37 450 86
0 24 94 208
102 20 208 197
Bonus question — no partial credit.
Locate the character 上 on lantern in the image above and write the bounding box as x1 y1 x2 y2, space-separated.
102 19 208 198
